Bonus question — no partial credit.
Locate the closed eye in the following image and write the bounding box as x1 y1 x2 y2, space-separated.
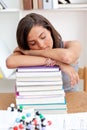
40 36 46 39
28 41 36 46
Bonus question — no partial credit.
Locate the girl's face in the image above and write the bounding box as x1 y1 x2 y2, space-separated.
27 25 53 50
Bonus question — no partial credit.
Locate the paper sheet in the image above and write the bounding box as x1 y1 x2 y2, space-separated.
0 111 87 130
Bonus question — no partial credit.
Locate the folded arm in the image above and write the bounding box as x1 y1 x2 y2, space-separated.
22 40 81 65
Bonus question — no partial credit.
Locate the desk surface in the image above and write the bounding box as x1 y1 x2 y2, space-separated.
0 92 87 113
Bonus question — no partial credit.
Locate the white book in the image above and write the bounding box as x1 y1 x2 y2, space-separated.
36 109 67 114
16 80 63 86
16 96 66 104
32 0 38 9
16 71 62 78
17 104 67 110
17 89 65 96
17 85 63 91
16 76 62 82
43 0 53 9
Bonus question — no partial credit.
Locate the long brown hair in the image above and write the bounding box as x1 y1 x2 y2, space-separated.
16 13 63 50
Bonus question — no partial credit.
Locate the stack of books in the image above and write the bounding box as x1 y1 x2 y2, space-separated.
15 65 67 114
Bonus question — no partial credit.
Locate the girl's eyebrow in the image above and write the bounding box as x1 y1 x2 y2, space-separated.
39 32 45 37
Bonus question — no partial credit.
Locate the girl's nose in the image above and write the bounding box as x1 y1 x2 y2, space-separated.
37 40 46 49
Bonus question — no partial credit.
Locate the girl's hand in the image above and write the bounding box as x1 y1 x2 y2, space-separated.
59 63 79 87
45 58 56 66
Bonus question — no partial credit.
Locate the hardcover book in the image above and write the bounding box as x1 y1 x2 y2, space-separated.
16 80 63 86
17 65 60 72
16 71 62 78
16 89 65 96
16 85 63 92
16 95 66 104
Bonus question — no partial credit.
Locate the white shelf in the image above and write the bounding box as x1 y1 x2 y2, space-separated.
56 4 87 11
0 8 19 12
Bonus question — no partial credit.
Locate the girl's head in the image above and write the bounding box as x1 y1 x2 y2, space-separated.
16 13 62 50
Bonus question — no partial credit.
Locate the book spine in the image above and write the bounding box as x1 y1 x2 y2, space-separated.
16 89 65 96
16 76 62 82
16 85 63 91
38 0 43 9
32 0 38 9
16 96 65 104
16 80 63 86
23 0 33 10
17 65 60 72
16 71 62 77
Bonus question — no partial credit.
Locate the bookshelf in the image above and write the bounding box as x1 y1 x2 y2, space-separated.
0 0 87 92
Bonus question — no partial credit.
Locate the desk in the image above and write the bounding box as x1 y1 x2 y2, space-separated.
0 92 87 113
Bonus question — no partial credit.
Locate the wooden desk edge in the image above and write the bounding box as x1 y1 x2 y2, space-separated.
0 92 87 113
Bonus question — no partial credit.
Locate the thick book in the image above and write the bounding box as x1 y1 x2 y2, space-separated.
16 80 63 86
17 65 60 72
16 104 67 114
16 85 63 92
16 76 62 82
16 95 66 104
16 71 62 78
16 89 65 96
17 103 67 110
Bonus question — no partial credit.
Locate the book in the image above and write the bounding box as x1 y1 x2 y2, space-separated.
17 65 60 72
16 85 63 92
16 95 66 104
34 109 67 114
23 0 33 10
16 80 63 86
32 0 38 9
16 76 62 82
17 103 67 110
16 71 62 78
16 105 67 114
16 89 65 96
38 0 43 9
